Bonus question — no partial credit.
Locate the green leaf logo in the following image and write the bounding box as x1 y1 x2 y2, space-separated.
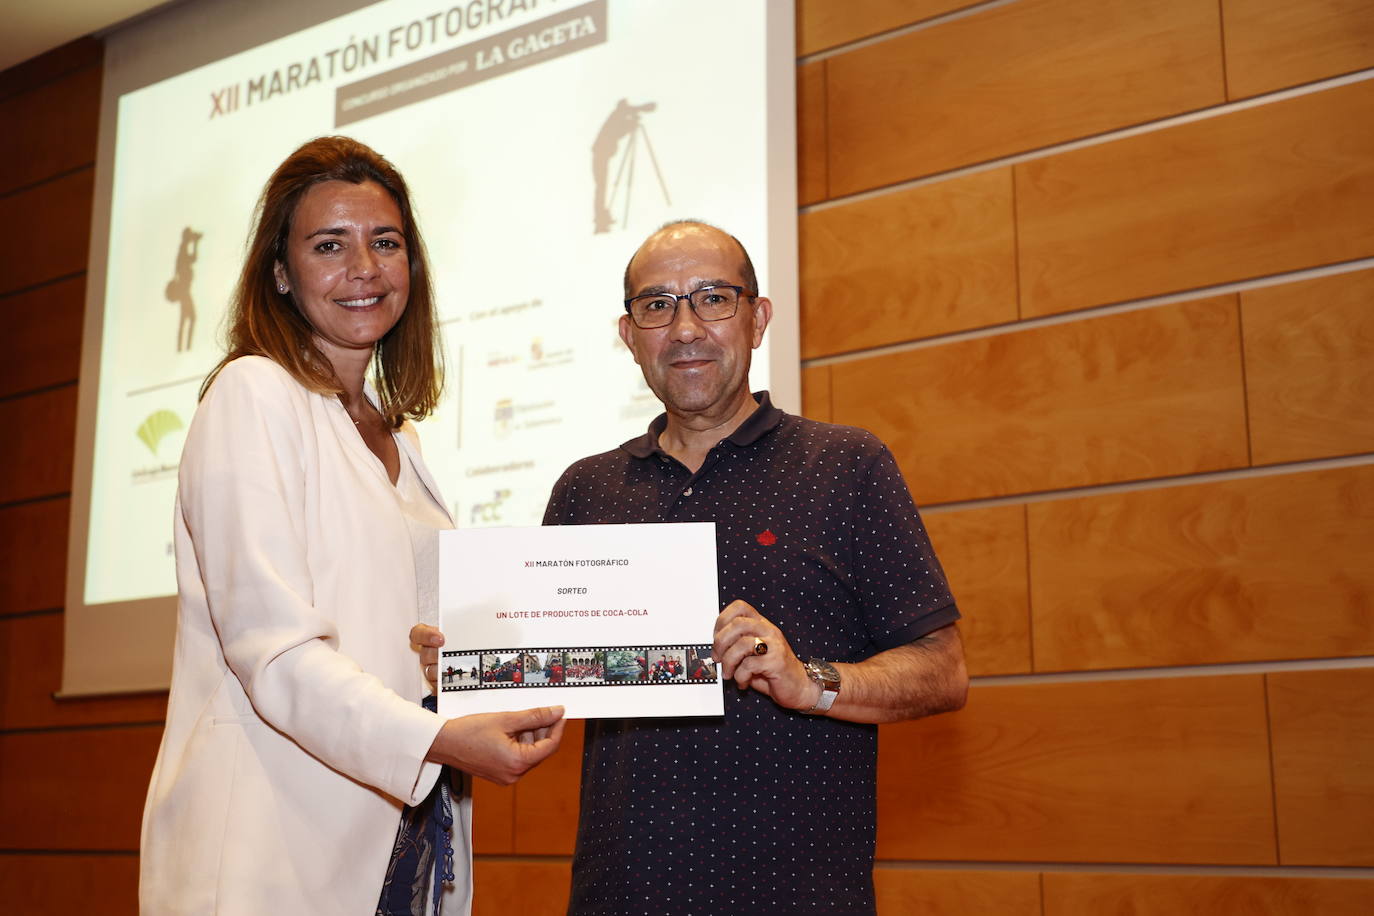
136 409 184 456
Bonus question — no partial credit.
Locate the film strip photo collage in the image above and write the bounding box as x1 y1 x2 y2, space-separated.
441 645 717 691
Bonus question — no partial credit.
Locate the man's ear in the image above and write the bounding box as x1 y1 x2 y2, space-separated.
618 314 642 365
750 296 772 349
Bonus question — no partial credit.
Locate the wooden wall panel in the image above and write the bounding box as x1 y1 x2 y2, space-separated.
0 612 167 730
800 168 1016 358
1269 667 1374 866
1017 80 1374 318
877 676 1275 864
0 275 85 398
0 62 99 196
923 505 1030 676
875 867 1040 915
797 0 979 55
831 297 1249 504
0 167 95 295
472 776 516 854
1044 873 1374 914
0 854 138 916
0 725 161 850
1222 0 1374 100
0 498 69 615
512 719 584 855
797 60 827 206
800 364 831 422
472 860 571 916
0 385 78 505
1028 466 1374 671
1242 268 1374 465
826 0 1224 195
0 37 101 102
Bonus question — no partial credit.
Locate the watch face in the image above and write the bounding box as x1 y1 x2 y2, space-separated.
808 659 840 687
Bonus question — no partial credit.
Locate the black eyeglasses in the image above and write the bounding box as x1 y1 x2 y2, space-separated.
623 285 753 329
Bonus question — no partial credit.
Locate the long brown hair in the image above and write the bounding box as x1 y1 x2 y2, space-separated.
202 136 443 427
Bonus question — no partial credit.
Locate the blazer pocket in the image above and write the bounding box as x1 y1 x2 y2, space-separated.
210 713 261 728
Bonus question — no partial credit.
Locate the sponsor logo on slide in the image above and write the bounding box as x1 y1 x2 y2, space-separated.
493 398 514 437
528 337 573 369
469 488 512 525
135 410 185 457
493 398 560 437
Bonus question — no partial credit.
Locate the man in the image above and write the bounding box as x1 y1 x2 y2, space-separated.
416 221 965 910
542 221 968 913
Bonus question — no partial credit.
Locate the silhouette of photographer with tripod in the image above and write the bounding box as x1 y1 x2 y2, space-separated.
591 99 670 233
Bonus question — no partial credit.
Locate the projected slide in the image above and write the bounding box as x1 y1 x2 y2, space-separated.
84 0 788 609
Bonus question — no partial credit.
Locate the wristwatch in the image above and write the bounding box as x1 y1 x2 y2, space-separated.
802 658 841 714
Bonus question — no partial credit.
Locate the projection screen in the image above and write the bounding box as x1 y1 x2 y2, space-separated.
63 0 798 696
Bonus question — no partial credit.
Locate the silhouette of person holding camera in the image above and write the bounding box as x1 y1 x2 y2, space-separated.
165 226 203 352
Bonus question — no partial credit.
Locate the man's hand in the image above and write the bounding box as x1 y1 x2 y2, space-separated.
411 623 443 690
427 706 567 785
713 607 969 724
712 599 818 712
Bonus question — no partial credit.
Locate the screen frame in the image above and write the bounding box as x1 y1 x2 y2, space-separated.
62 0 798 697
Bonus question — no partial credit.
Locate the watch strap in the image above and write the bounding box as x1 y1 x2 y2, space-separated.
804 658 840 714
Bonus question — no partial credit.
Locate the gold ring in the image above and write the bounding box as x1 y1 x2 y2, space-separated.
751 637 769 656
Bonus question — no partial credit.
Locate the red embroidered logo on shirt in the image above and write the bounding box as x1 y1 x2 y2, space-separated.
756 529 777 546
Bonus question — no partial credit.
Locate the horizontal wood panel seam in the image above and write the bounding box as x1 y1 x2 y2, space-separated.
0 720 166 737
0 607 62 620
919 453 1374 513
0 849 139 857
0 379 78 405
802 258 1374 368
798 0 1024 63
475 857 1374 876
0 491 73 512
869 862 1374 877
0 164 96 204
0 270 87 303
972 658 1374 687
0 608 63 621
801 69 1374 213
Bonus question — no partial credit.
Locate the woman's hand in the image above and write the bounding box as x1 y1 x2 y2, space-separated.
428 706 567 785
411 623 444 689
412 624 566 781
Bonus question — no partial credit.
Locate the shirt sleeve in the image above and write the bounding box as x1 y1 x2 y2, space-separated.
180 358 443 804
849 443 960 650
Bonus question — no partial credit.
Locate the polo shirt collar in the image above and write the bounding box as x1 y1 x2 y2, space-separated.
621 391 784 459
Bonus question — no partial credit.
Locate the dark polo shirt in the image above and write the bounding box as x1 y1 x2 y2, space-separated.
544 392 958 915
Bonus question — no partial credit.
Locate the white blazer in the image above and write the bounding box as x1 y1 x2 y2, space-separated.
140 356 469 915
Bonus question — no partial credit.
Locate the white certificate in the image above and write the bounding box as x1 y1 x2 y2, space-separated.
437 522 724 719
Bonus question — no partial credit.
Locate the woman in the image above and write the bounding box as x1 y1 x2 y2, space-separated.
140 136 564 916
